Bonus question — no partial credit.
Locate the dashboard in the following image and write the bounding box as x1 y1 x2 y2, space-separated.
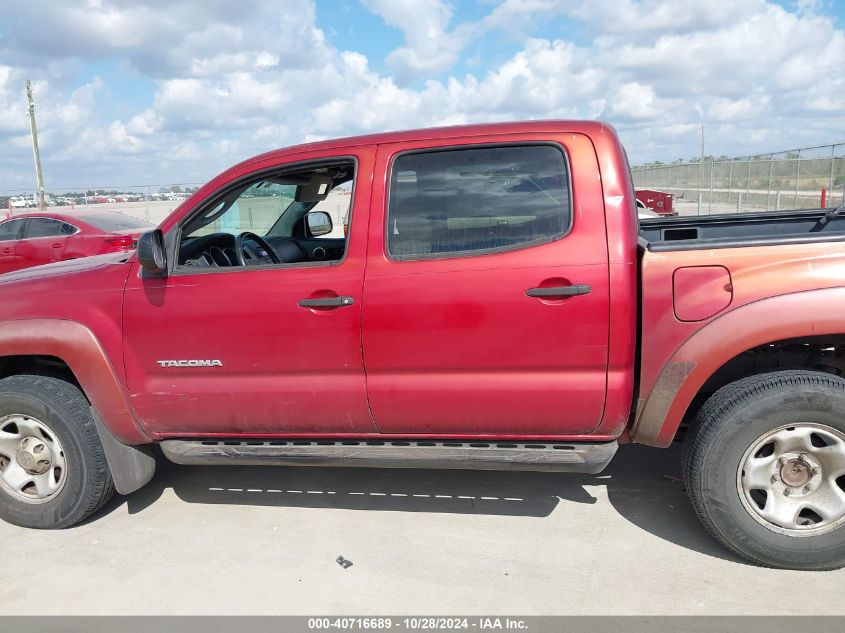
179 232 343 267
180 233 278 267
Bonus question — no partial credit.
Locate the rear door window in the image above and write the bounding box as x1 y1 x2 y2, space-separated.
22 218 63 239
387 144 571 260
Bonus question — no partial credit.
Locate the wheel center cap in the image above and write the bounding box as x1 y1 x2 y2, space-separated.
780 458 812 488
15 436 52 475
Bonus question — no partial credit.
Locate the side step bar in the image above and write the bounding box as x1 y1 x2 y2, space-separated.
160 439 618 474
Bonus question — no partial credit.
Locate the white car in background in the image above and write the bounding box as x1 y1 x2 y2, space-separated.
637 199 659 219
9 196 33 209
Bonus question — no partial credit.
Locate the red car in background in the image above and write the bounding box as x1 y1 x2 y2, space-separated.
0 210 153 274
635 188 676 216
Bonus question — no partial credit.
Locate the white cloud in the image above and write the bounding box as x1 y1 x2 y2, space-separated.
610 83 665 121
0 0 329 78
707 95 771 122
0 0 842 189
0 66 31 137
361 0 471 81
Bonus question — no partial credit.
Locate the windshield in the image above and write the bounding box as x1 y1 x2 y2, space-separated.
182 165 353 242
185 181 300 238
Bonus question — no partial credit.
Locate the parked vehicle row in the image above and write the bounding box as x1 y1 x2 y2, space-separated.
5 192 192 209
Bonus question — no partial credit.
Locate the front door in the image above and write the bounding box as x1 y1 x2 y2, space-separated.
362 134 610 436
15 218 70 269
122 148 378 436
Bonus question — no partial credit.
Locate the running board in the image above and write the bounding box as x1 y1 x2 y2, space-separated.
159 439 618 474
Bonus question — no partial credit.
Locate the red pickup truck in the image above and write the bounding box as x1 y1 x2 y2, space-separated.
1 121 844 570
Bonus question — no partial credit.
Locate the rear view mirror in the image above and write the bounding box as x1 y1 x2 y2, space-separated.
137 230 167 275
306 211 333 237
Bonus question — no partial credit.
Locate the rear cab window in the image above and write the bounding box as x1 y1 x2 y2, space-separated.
387 144 571 260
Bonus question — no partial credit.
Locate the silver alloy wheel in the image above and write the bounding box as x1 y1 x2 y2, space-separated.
0 414 67 504
737 423 845 537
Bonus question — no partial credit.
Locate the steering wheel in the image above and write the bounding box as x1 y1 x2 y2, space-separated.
234 232 282 266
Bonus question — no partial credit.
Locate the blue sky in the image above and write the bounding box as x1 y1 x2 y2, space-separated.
1 0 844 192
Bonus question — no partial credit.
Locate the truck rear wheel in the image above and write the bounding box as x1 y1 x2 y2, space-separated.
684 370 845 570
0 375 114 529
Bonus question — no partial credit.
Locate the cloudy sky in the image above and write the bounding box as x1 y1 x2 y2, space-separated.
1 0 843 192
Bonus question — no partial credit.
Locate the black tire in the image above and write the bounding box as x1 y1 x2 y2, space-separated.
684 370 845 570
0 375 114 529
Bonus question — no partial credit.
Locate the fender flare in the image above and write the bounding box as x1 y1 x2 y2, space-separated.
0 319 149 445
633 287 845 447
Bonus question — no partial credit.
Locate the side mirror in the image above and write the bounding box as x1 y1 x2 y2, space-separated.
137 230 167 275
306 211 333 237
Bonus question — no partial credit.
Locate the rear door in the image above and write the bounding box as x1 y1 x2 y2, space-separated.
15 218 70 268
0 219 26 273
363 133 610 436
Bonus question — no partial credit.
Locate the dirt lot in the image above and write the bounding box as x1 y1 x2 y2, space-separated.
0 443 842 615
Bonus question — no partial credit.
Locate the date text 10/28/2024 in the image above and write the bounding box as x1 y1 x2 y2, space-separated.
307 618 528 630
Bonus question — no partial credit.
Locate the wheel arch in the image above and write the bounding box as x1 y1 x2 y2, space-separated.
633 287 845 447
0 319 149 445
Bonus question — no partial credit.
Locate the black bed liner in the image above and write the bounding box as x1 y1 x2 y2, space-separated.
640 207 845 252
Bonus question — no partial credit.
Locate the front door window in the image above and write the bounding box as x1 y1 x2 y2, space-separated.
177 161 354 269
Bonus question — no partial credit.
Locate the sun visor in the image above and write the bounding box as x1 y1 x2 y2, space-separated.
295 175 333 202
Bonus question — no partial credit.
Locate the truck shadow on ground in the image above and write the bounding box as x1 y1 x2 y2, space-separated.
98 443 740 564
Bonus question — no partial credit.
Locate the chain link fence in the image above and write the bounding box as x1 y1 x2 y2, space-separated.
631 143 845 215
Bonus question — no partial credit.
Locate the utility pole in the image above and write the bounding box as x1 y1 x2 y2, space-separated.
697 122 704 215
26 80 46 211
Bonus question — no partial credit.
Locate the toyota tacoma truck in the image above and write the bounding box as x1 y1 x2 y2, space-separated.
1 121 844 571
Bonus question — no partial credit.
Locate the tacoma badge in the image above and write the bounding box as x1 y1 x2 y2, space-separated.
156 360 223 368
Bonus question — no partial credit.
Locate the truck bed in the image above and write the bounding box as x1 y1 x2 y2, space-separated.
636 205 845 440
639 207 845 251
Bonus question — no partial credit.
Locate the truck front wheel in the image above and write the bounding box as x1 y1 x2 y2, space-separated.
684 370 845 570
0 375 115 529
